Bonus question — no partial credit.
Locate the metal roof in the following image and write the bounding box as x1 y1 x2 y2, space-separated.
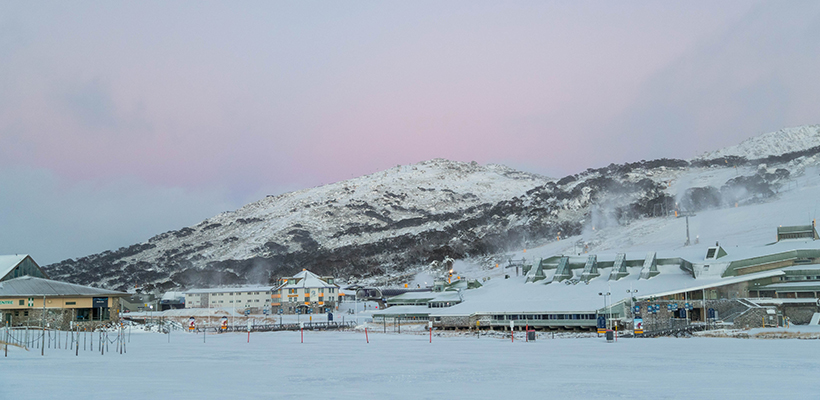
276 270 338 290
0 276 127 297
0 254 28 279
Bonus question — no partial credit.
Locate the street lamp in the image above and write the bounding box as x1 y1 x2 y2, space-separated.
598 292 610 329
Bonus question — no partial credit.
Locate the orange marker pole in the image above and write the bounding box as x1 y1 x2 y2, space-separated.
365 328 369 344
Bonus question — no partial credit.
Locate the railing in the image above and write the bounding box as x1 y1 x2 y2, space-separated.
194 321 356 333
642 319 707 337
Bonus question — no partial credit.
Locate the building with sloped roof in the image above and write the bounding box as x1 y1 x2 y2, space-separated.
0 276 128 329
271 270 340 314
387 225 820 333
0 254 48 282
183 286 274 314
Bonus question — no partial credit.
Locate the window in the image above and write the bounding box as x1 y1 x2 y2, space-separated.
65 301 76 305
18 299 24 305
23 311 29 317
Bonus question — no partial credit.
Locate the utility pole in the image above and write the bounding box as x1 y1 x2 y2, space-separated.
41 295 46 356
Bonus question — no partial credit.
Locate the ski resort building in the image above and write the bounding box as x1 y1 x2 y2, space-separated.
271 270 340 314
381 224 820 333
183 286 274 314
0 254 48 282
0 276 127 330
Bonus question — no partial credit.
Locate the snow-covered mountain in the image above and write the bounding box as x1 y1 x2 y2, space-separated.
45 125 820 292
698 125 820 160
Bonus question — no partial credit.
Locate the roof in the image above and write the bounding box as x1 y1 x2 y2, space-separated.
278 270 337 290
762 281 820 290
0 254 29 278
428 264 787 317
0 276 127 297
372 305 433 317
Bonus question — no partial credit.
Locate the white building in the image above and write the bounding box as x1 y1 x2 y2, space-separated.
272 270 340 314
184 286 275 313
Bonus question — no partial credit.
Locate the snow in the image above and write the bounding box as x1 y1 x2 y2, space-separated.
135 158 553 264
2 329 819 398
698 125 820 160
395 160 820 316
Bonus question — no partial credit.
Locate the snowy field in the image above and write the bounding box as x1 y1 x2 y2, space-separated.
2 329 820 399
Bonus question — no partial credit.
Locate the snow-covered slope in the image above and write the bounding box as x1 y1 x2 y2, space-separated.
44 125 820 292
46 159 563 290
697 125 820 160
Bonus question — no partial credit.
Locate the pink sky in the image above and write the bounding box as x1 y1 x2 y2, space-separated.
1 1 819 263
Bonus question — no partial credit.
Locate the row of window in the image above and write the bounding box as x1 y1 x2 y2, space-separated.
285 288 336 294
492 314 597 321
208 299 271 304
780 276 820 281
192 291 272 296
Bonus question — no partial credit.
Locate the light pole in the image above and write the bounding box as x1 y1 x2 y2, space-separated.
598 292 610 330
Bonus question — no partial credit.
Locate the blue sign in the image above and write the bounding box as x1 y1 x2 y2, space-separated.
328 312 334 322
92 297 108 308
244 309 250 316
633 305 640 313
596 316 606 329
707 308 716 319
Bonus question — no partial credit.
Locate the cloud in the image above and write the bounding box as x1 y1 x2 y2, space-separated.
63 78 120 130
602 2 820 163
0 166 239 265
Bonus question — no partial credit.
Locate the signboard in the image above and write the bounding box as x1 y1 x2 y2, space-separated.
92 297 108 308
707 308 716 319
221 316 228 331
327 312 333 322
244 309 251 316
633 318 643 334
597 316 607 333
0 300 13 305
27 298 34 307
188 317 196 331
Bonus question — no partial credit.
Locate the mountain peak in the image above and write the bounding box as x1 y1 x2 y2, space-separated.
697 124 820 160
